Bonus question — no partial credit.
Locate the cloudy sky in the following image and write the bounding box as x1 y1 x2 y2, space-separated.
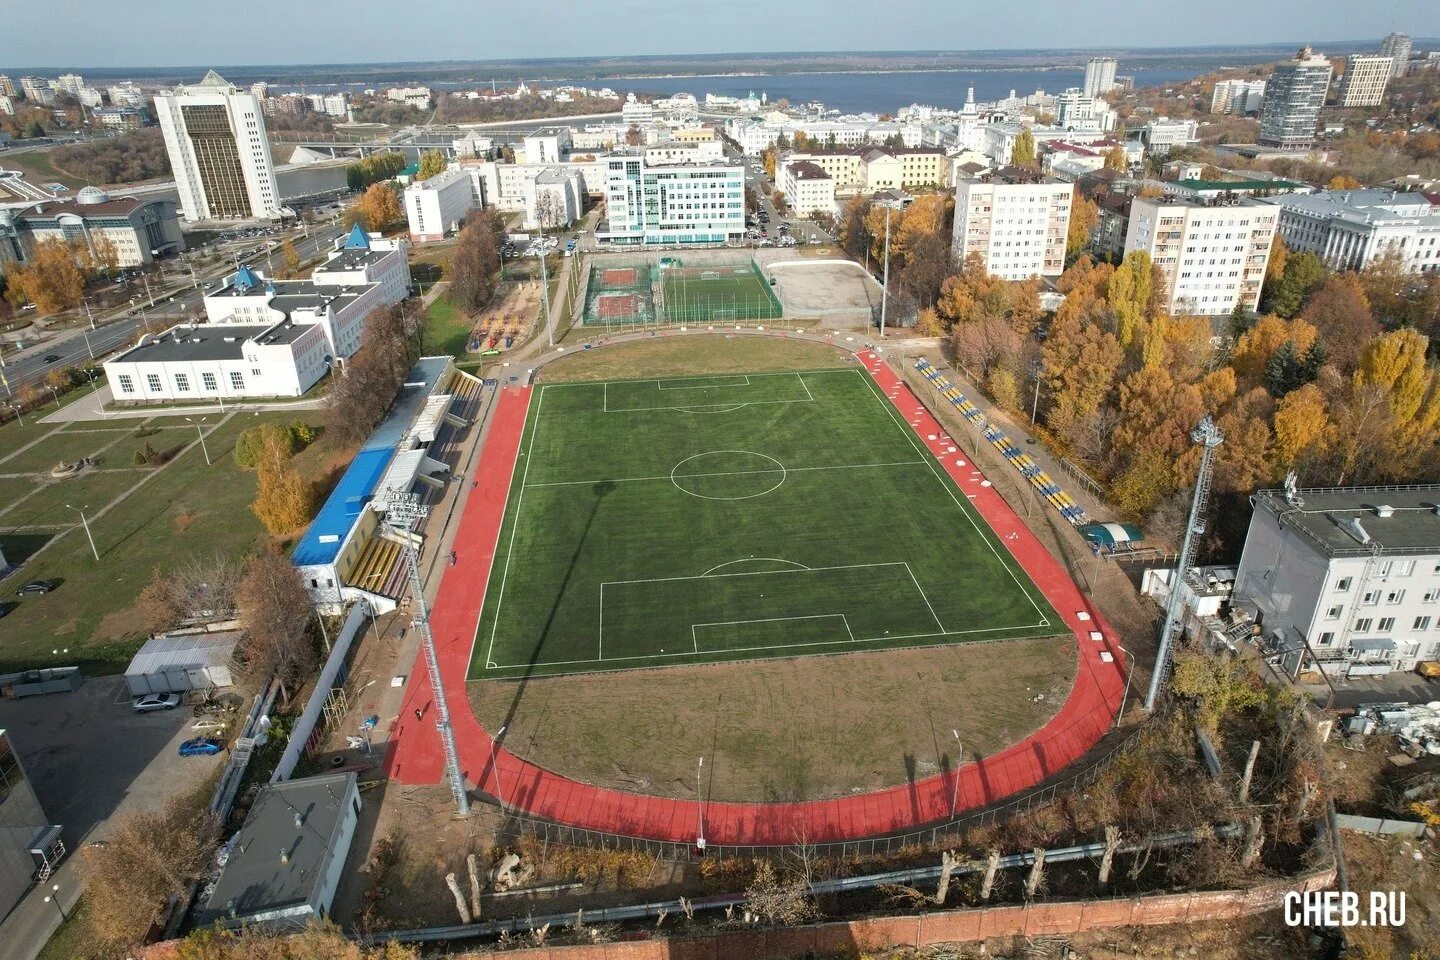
6 0 1439 68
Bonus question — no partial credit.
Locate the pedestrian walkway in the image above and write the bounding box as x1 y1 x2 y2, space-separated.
385 345 1128 845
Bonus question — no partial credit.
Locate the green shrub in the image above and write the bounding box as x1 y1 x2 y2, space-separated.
233 422 296 469
289 419 319 447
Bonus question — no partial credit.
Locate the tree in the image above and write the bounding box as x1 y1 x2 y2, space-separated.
1261 251 1325 319
415 149 447 182
1301 273 1380 372
80 791 218 952
177 922 420 959
1326 174 1363 190
1011 127 1038 169
281 237 301 278
625 124 642 146
90 234 120 277
449 213 503 314
838 195 872 262
1271 383 1331 471
136 554 243 632
236 546 317 692
3 239 86 314
1067 193 1098 258
1107 250 1152 348
352 182 402 232
762 146 777 179
1230 314 1318 385
1103 145 1127 171
1353 327 1440 477
251 433 315 537
235 421 300 469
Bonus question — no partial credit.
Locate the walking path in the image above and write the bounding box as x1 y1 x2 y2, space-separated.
385 340 1127 845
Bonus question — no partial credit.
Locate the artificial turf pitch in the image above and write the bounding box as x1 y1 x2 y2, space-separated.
469 368 1061 680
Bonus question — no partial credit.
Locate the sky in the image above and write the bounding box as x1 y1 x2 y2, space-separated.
6 0 1440 69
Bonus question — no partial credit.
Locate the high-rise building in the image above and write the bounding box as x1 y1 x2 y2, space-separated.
1338 54 1394 107
154 71 280 222
951 169 1072 280
1083 57 1118 98
1123 198 1277 315
19 77 54 105
597 152 746 246
77 87 104 109
107 82 145 107
53 73 85 96
0 76 15 97
1258 47 1333 151
250 81 269 100
1380 32 1412 78
1210 78 1266 114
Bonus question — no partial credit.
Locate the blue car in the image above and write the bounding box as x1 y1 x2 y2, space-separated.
178 737 223 757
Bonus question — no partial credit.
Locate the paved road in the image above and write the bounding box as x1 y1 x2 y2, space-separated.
0 222 345 395
725 141 833 249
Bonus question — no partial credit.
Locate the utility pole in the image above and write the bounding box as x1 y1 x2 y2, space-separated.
537 219 554 347
1144 415 1224 712
879 204 891 337
67 504 99 561
949 729 962 818
386 494 469 816
696 756 706 851
186 417 210 465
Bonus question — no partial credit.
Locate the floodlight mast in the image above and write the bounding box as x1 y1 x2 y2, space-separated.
1143 415 1224 713
385 492 470 816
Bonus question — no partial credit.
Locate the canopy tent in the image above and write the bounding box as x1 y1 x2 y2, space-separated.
1078 522 1143 547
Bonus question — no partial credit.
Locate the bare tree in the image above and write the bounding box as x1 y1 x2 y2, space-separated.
236 547 317 696
135 554 244 632
742 858 815 926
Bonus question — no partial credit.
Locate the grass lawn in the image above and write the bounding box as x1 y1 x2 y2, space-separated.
1 470 145 530
0 411 324 674
470 368 1059 680
420 296 472 358
540 333 850 383
0 427 138 475
1 148 91 190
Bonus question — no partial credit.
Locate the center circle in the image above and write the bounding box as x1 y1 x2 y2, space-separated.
670 450 787 500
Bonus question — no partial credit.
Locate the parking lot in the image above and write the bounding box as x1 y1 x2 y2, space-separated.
0 676 226 843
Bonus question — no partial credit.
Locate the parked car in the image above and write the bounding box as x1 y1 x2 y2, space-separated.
178 737 224 757
17 579 59 595
132 692 182 713
0 601 14 618
42 354 61 364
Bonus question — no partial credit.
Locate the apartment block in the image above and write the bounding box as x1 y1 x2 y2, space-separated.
1258 47 1332 150
154 71 280 221
1123 198 1276 315
778 160 837 216
1338 55 1394 107
951 168 1072 280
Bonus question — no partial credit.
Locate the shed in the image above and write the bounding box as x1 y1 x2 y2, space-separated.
124 630 240 696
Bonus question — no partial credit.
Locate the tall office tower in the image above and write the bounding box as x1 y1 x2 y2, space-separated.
1380 32 1412 78
1258 47 1333 150
1083 57 1118 98
1338 54 1394 107
154 71 280 222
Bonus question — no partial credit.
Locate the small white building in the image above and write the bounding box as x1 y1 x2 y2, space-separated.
1143 118 1199 156
125 628 239 696
403 167 473 242
523 167 584 230
1234 485 1440 677
778 160 837 216
519 126 572 165
312 224 412 305
195 772 361 931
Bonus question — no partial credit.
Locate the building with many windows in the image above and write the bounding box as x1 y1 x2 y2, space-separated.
1380 32 1412 78
0 188 183 276
403 167 474 242
1210 78 1266 114
1083 57 1118 98
1123 197 1276 315
1258 188 1440 274
783 146 949 194
950 168 1072 280
1258 47 1333 151
1234 484 1440 678
597 152 745 246
1338 54 1394 107
154 71 280 222
778 160 837 216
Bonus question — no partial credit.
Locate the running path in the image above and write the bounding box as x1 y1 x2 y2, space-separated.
388 353 1128 844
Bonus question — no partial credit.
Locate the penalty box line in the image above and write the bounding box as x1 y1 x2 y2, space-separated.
691 613 855 653
602 372 815 413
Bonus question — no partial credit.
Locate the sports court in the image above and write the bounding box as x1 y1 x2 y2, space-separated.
469 368 1060 680
578 258 783 329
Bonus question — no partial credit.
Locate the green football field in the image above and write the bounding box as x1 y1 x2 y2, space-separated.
469 368 1060 680
659 268 780 323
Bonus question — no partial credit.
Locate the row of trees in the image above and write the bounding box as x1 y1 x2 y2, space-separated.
344 150 407 192
449 207 508 314
327 302 421 449
1 234 120 315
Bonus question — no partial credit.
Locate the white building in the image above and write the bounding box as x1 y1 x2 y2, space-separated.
1083 57 1118 98
77 87 104 109
1210 78 1266 115
784 146 950 193
519 126 572 165
645 138 725 165
598 152 745 246
1258 47 1332 151
0 188 183 274
1338 55 1394 107
778 160 837 217
1143 117 1199 155
1123 198 1276 315
386 86 432 108
951 169 1072 279
108 82 146 107
1054 88 1116 133
1258 188 1440 274
154 71 280 222
19 78 54 106
1380 32 1412 78
981 122 1120 167
621 92 655 126
194 773 361 932
452 131 494 158
312 224 413 305
1234 485 1440 677
0 95 12 117
403 167 474 242
524 167 585 230
53 73 85 96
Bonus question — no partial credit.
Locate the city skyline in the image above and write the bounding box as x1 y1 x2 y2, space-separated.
4 0 1439 69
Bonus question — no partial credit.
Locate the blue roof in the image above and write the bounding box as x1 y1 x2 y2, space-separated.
344 223 371 249
234 265 261 292
291 356 453 568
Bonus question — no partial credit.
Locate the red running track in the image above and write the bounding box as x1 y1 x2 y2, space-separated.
386 352 1128 844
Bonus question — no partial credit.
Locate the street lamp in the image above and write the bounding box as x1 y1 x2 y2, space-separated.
83 369 107 419
67 504 99 561
1114 645 1135 729
696 756 706 852
6 401 22 426
43 884 66 922
185 417 210 464
490 725 509 815
949 730 963 819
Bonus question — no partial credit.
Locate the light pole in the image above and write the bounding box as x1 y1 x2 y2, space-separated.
696 756 706 851
1030 363 1042 425
43 884 66 922
67 504 99 561
80 326 95 361
491 725 508 815
878 203 892 338
186 416 210 465
82 296 97 331
83 369 107 419
6 401 22 426
949 730 962 818
536 219 554 348
1114 645 1135 729
140 268 155 307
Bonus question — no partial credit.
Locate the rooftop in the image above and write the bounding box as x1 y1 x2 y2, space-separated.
110 323 304 364
1170 177 1308 193
1253 485 1440 558
785 160 831 181
195 772 357 928
126 630 240 677
17 194 169 220
313 248 389 274
1264 188 1440 224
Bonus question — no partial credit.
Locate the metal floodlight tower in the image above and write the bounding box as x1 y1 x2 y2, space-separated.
385 493 470 816
1144 415 1224 713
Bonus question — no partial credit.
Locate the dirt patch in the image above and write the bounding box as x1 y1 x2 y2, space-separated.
770 260 880 323
539 333 851 383
471 637 1075 803
471 281 542 350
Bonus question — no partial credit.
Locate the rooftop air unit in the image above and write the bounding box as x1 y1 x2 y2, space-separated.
1375 505 1395 518
1343 517 1372 545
